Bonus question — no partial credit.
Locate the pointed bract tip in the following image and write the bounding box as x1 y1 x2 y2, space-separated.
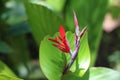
59 25 66 39
73 11 78 28
80 27 87 38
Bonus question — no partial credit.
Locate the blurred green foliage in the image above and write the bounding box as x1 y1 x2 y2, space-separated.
0 61 22 80
109 0 120 18
0 0 30 79
0 40 13 53
108 51 120 71
109 51 120 63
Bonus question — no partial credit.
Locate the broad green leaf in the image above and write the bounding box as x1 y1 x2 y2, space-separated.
66 31 90 77
24 0 64 45
40 35 66 80
0 40 13 53
62 67 120 80
0 61 22 80
29 0 66 12
65 0 108 66
89 67 120 80
45 0 66 12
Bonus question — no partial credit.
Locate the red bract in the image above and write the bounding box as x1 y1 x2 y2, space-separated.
48 25 70 53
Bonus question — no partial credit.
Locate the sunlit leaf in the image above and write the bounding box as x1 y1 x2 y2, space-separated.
0 61 22 80
40 35 66 80
24 0 64 45
45 0 66 12
89 67 120 80
62 67 120 80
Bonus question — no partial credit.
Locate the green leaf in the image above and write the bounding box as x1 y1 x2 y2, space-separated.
62 67 120 80
109 6 120 18
89 67 120 80
40 35 66 80
0 61 22 80
28 0 66 12
45 0 66 12
40 31 90 80
24 1 64 45
66 31 90 77
0 40 13 53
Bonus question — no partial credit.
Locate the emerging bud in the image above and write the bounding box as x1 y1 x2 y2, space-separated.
73 11 79 36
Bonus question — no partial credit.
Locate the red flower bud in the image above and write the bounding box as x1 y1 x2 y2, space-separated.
48 25 70 53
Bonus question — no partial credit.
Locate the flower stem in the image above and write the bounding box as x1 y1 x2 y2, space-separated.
63 43 80 74
63 27 86 74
